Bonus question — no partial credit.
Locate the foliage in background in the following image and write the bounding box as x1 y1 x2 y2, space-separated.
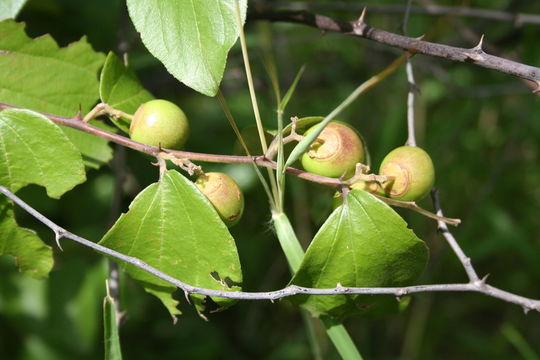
0 0 539 359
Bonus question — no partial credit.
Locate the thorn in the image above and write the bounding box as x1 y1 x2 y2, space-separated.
184 290 192 304
465 52 484 62
76 105 83 120
473 34 485 52
415 34 426 41
357 7 367 24
395 296 401 302
474 274 489 287
523 306 531 315
532 83 540 94
54 231 64 251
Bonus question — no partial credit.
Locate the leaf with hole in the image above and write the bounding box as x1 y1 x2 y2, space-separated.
99 170 243 320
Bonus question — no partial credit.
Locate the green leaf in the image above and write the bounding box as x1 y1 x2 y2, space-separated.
126 0 247 96
0 0 27 21
289 190 428 319
62 122 116 170
0 109 86 198
0 20 110 168
99 170 243 320
99 52 154 133
103 285 123 360
0 196 53 279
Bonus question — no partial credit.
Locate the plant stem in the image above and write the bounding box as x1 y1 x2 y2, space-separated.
271 211 363 359
271 212 304 271
322 317 363 360
235 1 280 209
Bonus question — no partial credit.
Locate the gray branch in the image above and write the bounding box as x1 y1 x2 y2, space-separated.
249 7 540 91
431 189 480 282
1 186 538 313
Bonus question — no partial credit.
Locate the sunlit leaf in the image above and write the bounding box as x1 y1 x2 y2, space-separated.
126 0 247 96
0 196 53 279
0 109 86 198
99 52 154 133
290 190 428 319
99 170 242 320
0 0 27 21
0 20 110 168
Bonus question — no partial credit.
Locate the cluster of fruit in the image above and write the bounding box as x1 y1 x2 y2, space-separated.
128 100 435 227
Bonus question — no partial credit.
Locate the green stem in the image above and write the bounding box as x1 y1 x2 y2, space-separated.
322 317 363 360
272 212 304 271
271 211 363 360
301 309 324 360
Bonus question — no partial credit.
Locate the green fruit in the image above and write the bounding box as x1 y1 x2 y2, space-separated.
195 172 244 227
300 121 366 178
379 146 435 201
129 99 189 149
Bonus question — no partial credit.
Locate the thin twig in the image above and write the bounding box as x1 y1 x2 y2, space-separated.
0 186 538 313
249 7 540 92
374 194 461 226
402 0 418 147
431 189 479 281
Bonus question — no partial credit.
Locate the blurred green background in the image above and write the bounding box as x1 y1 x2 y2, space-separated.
1 0 540 359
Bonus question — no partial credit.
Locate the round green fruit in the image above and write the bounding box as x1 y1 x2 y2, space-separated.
300 121 366 178
195 172 244 227
379 146 435 201
129 99 189 149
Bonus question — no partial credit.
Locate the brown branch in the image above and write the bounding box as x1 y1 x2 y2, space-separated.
0 102 458 224
249 6 540 91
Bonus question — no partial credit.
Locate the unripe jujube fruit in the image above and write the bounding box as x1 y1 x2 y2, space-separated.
301 121 366 178
379 146 435 201
195 172 244 227
129 99 189 149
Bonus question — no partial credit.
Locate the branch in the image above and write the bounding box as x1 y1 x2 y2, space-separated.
0 102 456 225
431 189 479 282
271 2 540 27
1 186 538 313
249 6 540 92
